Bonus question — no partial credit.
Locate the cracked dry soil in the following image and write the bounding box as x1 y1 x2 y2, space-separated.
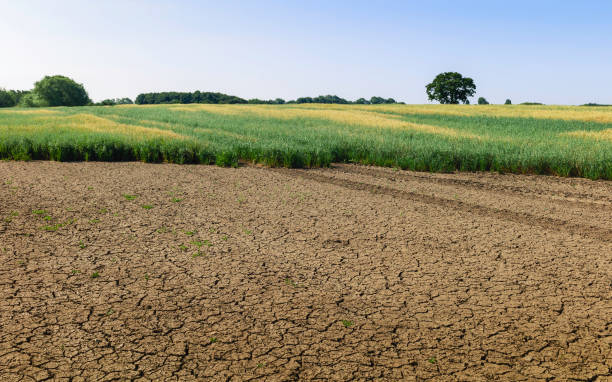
0 161 611 381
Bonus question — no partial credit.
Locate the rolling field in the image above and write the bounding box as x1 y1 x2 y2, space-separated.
1 103 612 179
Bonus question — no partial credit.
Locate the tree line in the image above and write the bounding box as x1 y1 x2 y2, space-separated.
134 92 402 105
2 73 608 108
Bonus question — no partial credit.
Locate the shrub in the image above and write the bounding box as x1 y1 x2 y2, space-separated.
505 99 512 105
19 92 49 107
478 97 489 105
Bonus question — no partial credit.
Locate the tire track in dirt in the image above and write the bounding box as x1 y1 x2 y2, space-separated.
275 168 612 242
332 163 612 208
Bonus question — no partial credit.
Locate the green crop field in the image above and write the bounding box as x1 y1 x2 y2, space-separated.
1 103 611 179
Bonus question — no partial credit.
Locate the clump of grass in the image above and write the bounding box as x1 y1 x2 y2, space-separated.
89 218 100 224
123 194 138 201
141 204 153 210
91 271 100 278
33 209 47 215
171 197 183 203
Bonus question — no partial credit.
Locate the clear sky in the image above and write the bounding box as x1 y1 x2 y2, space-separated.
1 0 611 104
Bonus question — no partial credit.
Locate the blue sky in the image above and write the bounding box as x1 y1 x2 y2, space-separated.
1 0 611 104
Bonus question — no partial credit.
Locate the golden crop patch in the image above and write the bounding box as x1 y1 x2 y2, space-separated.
166 104 479 139
25 114 188 141
562 129 612 142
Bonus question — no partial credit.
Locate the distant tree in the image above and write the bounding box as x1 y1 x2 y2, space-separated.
354 98 370 104
94 97 133 106
117 97 133 104
369 96 385 104
505 99 512 105
274 98 285 104
520 102 544 105
477 97 489 105
426 72 476 104
32 75 91 107
0 88 16 107
581 102 611 106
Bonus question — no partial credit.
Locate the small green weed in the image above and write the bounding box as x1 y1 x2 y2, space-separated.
79 241 86 249
71 269 80 275
89 218 100 224
222 235 228 241
42 224 62 231
33 209 47 215
142 204 153 210
123 194 138 201
184 230 196 236
179 244 188 251
91 271 100 278
171 197 183 203
428 357 437 364
210 337 217 343
342 320 354 328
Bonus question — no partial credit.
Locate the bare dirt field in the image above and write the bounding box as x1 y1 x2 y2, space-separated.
0 161 610 381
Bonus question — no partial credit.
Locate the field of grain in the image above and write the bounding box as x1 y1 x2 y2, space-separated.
1 104 612 179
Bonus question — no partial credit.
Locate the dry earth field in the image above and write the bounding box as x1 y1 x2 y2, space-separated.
0 161 611 381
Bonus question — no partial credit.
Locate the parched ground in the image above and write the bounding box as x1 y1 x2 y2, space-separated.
0 161 610 381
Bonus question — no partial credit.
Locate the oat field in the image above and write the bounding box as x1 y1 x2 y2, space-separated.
1 104 612 179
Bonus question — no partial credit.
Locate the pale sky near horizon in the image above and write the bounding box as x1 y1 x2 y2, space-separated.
1 0 611 104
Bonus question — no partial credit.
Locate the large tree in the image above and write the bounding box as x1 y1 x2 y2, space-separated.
426 72 476 104
33 75 91 106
